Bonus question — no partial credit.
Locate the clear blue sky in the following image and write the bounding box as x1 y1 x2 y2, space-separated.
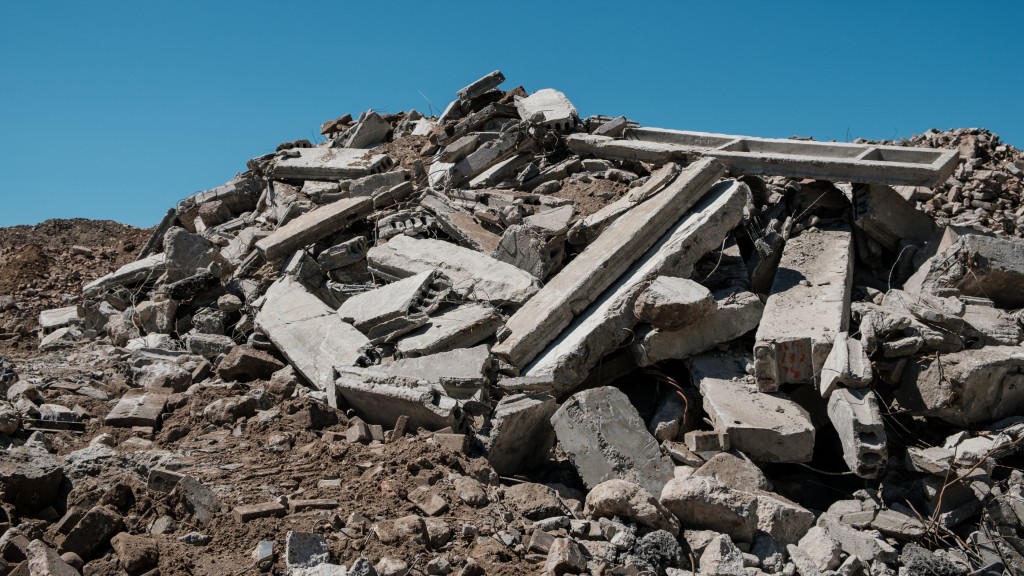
2 1 1021 228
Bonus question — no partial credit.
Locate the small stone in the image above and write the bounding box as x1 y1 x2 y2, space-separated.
455 476 489 507
700 534 745 576
544 538 586 575
110 532 159 574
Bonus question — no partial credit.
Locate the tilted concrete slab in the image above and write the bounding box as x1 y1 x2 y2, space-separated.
256 277 369 390
255 196 373 261
754 226 853 392
82 253 166 297
420 193 501 253
367 235 540 306
337 270 451 343
457 70 505 101
336 345 492 401
632 289 764 367
395 303 502 358
270 147 393 180
515 88 578 131
493 159 725 370
689 354 815 463
522 179 751 394
852 183 937 252
480 393 557 476
330 377 460 432
566 127 959 187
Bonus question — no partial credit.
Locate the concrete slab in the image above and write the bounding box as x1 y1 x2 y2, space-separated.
827 388 887 479
852 183 937 252
515 89 578 131
38 306 79 334
754 226 853 391
522 179 750 393
565 128 959 187
338 270 451 343
689 354 815 463
493 159 725 370
551 386 675 496
317 237 369 271
395 303 502 358
523 204 574 237
82 253 166 296
367 235 540 306
271 146 392 180
339 110 390 149
492 224 563 280
481 393 557 476
256 277 369 390
634 276 715 331
633 289 763 366
104 388 170 428
421 193 501 252
331 369 463 432
255 196 373 261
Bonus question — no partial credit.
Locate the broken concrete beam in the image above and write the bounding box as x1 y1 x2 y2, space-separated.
634 277 715 331
445 130 528 187
255 277 369 390
551 386 675 496
827 388 887 479
898 345 1024 427
437 103 519 146
852 183 937 252
567 163 679 246
337 345 490 403
689 354 815 463
754 225 853 391
593 116 628 137
104 388 170 428
566 128 959 187
819 332 873 397
395 303 502 358
962 303 1023 346
908 233 1024 308
493 159 725 370
270 147 393 180
468 152 533 188
521 157 582 191
330 376 460 432
515 88 578 131
82 253 166 296
337 270 451 343
317 237 369 271
457 70 505 101
349 169 408 198
632 289 763 367
367 235 540 306
420 193 501 252
339 110 390 149
480 393 557 476
138 208 178 259
522 179 751 393
255 196 373 261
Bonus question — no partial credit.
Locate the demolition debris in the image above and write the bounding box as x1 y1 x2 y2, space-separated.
2 70 1024 575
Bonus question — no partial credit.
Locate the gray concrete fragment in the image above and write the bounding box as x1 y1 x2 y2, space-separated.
634 276 715 331
898 345 1024 426
330 377 460 432
700 534 746 576
909 233 1024 308
285 531 329 569
827 388 887 479
515 88 578 131
481 393 557 475
255 196 373 261
494 159 724 369
339 110 390 149
457 70 505 101
349 170 408 198
395 303 502 358
104 388 169 428
256 277 370 390
492 224 563 280
660 476 759 542
689 354 815 463
633 289 763 366
445 130 528 187
852 183 937 252
38 306 79 334
317 237 369 271
754 226 853 391
367 235 540 306
567 163 679 246
524 204 574 237
82 253 166 296
585 479 680 536
819 332 873 397
164 227 231 282
271 147 392 180
962 304 1023 346
551 386 675 495
337 270 451 343
693 452 770 493
421 193 501 252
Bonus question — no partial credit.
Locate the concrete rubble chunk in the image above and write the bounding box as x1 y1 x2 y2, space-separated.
481 393 557 476
797 526 842 571
494 159 724 369
164 226 231 282
395 303 502 358
567 163 679 246
271 147 392 180
633 288 763 366
699 534 746 576
421 193 501 253
545 537 587 575
551 386 675 496
0 447 64 514
255 196 373 261
26 539 79 576
852 183 938 251
367 235 540 306
457 70 505 102
256 277 370 390
908 233 1024 309
828 388 888 479
660 476 759 542
38 306 79 334
337 270 451 343
634 276 715 330
317 237 369 271
523 204 574 237
285 531 330 569
104 387 169 428
754 226 853 391
584 479 680 536
82 253 166 296
521 179 751 394
689 354 815 463
340 110 390 149
59 505 124 559
492 223 564 280
693 452 770 492
819 331 873 397
897 345 1024 426
515 88 578 132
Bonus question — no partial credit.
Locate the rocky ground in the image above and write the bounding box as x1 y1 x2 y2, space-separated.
2 71 1024 576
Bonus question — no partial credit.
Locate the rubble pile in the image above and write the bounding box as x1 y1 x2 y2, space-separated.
2 71 1024 575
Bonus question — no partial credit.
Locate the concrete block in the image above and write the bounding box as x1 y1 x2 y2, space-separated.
912 234 1024 308
480 393 557 476
337 344 490 402
38 306 79 335
689 354 815 463
660 476 759 542
285 531 329 569
492 224 563 280
634 276 714 330
852 183 937 252
185 333 235 357
234 501 286 522
584 479 680 536
256 277 370 390
331 374 461 432
819 332 873 397
684 430 730 457
515 88 578 131
255 196 373 261
0 447 63 515
395 303 501 358
898 345 1024 426
104 388 169 428
633 289 763 366
421 193 501 252
962 304 1023 346
457 70 505 101
693 452 770 493
82 253 166 296
317 237 369 271
445 130 527 187
754 226 853 391
545 538 587 575
754 491 814 546
337 270 451 343
565 127 959 187
367 235 540 306
164 227 231 282
551 386 675 496
339 110 390 149
271 147 392 180
60 505 124 559
26 540 78 576
827 388 887 479
524 204 574 237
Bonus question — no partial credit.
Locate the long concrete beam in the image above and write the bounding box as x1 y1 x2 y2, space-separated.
566 127 959 187
492 158 726 369
255 196 373 261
